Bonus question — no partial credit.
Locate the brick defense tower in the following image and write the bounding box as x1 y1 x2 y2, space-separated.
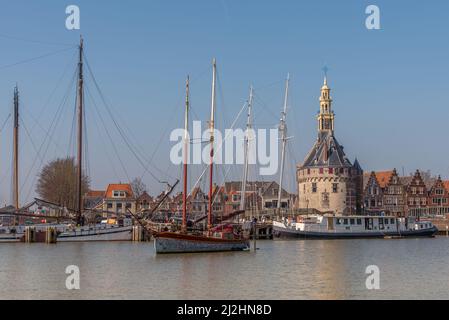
297 76 363 215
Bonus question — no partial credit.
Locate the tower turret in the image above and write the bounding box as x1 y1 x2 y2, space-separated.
317 76 334 133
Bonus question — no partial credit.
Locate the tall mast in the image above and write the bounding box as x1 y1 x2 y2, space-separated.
76 36 84 225
240 86 253 211
13 85 19 211
208 59 217 231
182 76 190 233
277 74 290 213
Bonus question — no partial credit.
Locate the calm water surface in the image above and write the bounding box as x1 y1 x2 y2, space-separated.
1 238 449 300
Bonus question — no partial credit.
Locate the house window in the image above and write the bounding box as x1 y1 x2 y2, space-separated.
113 191 126 198
107 203 113 209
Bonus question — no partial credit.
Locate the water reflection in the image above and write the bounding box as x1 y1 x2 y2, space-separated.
1 238 448 300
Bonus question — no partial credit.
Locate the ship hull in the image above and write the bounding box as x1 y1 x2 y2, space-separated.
154 232 250 254
273 226 438 239
0 234 22 243
57 226 133 242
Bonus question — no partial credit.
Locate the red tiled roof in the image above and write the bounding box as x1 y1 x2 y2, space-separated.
86 190 105 197
105 184 134 198
444 181 449 192
374 171 394 188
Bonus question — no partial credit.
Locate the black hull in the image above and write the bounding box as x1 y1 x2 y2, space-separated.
273 226 438 240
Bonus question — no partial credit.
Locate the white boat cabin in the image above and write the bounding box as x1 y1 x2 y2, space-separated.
277 214 435 234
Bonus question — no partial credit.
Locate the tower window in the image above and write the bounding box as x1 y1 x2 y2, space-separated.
312 183 317 193
332 183 338 193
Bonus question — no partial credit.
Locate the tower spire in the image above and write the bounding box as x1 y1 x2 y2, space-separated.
323 66 328 86
317 70 334 134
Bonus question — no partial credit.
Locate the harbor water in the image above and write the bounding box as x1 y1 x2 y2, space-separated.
1 238 449 300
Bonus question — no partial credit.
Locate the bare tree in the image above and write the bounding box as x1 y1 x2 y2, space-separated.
36 157 90 210
131 177 147 198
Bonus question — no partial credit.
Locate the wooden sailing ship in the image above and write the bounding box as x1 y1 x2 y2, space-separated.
153 60 250 254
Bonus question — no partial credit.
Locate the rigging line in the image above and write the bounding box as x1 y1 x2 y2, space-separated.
83 93 91 178
0 33 75 47
21 103 65 154
212 166 232 206
23 68 78 153
254 79 285 91
67 95 78 157
29 50 79 132
83 52 193 183
20 118 45 164
187 101 247 198
19 118 47 200
252 94 279 121
22 90 72 202
85 96 121 183
21 68 77 201
216 69 229 129
0 114 11 132
142 70 208 182
0 46 76 70
84 56 171 184
85 84 132 183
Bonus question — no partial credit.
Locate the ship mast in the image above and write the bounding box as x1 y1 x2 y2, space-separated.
208 59 217 232
277 74 290 214
76 36 84 226
240 86 253 211
182 76 190 233
13 85 19 215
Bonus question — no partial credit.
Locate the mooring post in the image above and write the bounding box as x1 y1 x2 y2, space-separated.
253 217 257 252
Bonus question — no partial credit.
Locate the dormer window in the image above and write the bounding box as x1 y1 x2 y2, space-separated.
113 190 126 198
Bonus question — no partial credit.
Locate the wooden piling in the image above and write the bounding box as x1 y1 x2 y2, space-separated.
24 226 36 243
45 227 57 244
132 225 145 242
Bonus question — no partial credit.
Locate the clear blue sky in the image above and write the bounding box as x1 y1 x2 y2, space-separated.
0 0 448 204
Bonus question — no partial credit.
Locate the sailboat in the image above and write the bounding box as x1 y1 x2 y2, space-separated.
153 60 250 254
56 37 134 242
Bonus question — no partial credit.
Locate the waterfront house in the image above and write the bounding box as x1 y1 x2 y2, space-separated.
427 177 449 216
363 171 387 213
136 191 153 212
405 170 428 218
383 169 407 217
102 183 136 217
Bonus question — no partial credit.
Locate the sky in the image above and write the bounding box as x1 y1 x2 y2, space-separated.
0 0 448 205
